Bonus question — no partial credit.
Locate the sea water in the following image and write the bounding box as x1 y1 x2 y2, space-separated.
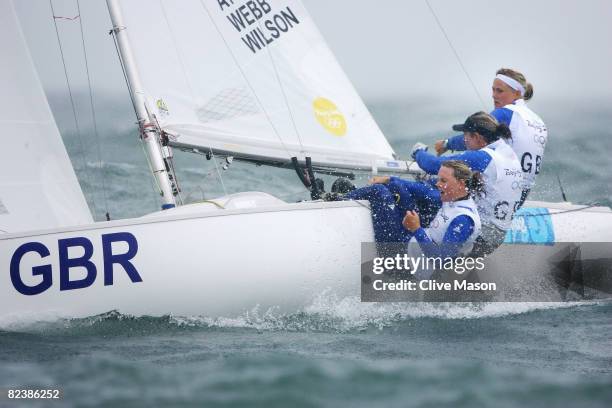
1 98 611 407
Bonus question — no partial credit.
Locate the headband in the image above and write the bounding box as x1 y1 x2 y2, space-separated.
496 74 525 96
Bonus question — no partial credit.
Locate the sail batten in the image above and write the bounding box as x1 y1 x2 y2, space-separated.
114 0 396 170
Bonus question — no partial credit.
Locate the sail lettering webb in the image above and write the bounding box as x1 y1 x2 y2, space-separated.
220 1 301 54
116 0 395 170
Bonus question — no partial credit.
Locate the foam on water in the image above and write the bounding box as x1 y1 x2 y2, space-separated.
2 291 608 335
173 293 607 332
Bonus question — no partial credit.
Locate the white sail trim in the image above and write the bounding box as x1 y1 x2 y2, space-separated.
115 0 396 169
0 0 92 233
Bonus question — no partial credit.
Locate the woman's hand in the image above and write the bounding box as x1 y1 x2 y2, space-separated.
369 176 390 185
434 139 448 156
402 210 421 232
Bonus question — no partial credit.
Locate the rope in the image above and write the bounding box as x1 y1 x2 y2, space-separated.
76 0 110 220
424 0 487 109
191 199 225 209
556 174 568 202
343 199 602 215
140 141 165 208
209 148 228 197
167 151 184 205
109 28 139 123
520 204 601 217
48 0 98 217
177 149 232 202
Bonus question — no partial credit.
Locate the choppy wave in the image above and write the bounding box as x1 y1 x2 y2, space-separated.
2 342 610 408
2 294 608 335
2 296 610 407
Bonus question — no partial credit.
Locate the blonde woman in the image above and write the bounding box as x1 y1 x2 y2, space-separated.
435 68 547 207
344 161 482 259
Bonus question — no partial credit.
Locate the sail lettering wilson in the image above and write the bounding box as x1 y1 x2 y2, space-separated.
218 0 300 54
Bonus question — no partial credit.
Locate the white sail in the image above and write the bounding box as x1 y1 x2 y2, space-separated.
0 0 92 233
113 0 399 171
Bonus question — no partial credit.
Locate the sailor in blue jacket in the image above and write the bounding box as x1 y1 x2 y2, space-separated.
434 68 547 207
344 160 482 260
414 111 523 255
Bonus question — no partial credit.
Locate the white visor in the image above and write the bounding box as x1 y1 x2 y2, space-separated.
496 74 525 96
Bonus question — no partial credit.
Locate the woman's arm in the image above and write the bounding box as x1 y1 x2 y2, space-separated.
435 107 514 154
415 149 492 174
412 215 475 258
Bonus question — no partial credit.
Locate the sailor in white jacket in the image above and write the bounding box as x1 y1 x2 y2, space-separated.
414 112 523 255
402 160 482 260
436 68 547 207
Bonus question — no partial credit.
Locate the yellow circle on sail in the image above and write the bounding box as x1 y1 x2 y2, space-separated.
313 97 347 136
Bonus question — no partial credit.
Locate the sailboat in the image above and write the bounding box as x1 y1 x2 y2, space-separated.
1 0 611 321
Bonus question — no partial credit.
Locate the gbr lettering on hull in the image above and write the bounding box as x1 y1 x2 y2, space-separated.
9 232 141 296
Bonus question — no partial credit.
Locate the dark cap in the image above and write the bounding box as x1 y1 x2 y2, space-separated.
452 111 498 140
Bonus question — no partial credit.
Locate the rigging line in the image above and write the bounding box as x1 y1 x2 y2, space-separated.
140 141 165 208
156 0 192 207
158 0 197 102
76 0 110 219
198 1 294 158
209 148 228 197
108 28 159 210
521 204 600 217
184 149 232 199
109 30 139 123
107 12 174 211
424 0 487 109
167 152 184 205
147 116 183 206
197 163 227 184
256 17 306 153
48 0 99 217
556 174 568 202
191 199 225 209
353 200 371 210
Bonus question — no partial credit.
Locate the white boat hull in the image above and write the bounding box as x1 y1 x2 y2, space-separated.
1 197 371 320
1 193 611 321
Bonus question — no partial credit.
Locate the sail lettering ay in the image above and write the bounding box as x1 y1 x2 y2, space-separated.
218 0 301 54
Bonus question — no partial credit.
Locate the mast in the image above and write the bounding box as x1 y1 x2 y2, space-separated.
106 0 176 210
